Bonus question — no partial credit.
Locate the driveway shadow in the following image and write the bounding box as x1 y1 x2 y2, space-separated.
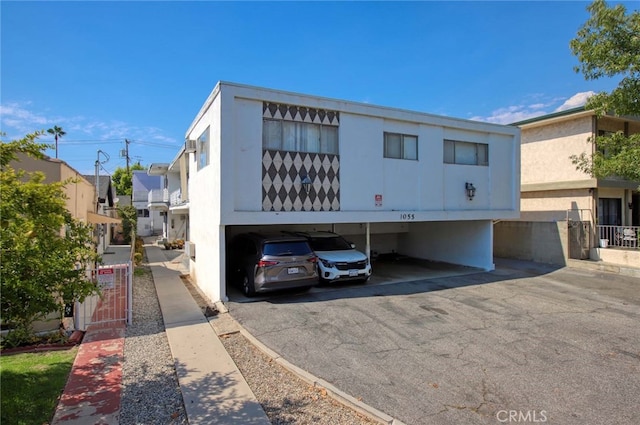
228 257 562 305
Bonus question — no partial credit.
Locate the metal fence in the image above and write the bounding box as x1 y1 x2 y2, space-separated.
597 225 639 249
75 262 132 331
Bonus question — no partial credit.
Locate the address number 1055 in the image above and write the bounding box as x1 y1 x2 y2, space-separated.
400 213 415 220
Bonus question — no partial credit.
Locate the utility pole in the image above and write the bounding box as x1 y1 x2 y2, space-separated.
125 139 131 173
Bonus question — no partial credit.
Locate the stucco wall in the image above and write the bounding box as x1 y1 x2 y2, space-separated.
521 115 592 185
188 89 223 303
520 189 594 222
14 155 95 223
494 221 568 265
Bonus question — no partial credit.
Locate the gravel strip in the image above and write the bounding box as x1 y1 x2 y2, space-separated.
119 256 373 425
120 265 187 425
180 276 374 425
221 332 375 425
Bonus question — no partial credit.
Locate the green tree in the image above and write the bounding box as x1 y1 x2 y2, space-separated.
117 205 137 245
111 163 145 196
569 0 640 183
1 131 100 347
47 125 66 159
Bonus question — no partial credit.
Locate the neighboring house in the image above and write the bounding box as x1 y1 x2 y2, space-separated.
494 107 639 266
132 170 163 236
14 154 95 224
150 82 521 303
82 174 121 254
147 145 190 244
7 155 116 332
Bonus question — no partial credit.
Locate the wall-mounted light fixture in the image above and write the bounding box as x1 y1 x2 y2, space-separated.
301 175 312 193
465 182 476 200
629 202 634 210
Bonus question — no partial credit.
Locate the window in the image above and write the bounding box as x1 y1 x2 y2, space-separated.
198 127 210 170
262 119 338 154
598 198 621 226
136 209 149 218
444 140 488 166
384 132 418 160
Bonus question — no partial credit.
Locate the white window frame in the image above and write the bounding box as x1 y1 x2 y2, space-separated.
444 139 489 166
198 127 210 170
384 132 418 160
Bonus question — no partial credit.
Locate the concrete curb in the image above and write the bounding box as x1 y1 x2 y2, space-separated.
567 259 640 278
210 311 407 425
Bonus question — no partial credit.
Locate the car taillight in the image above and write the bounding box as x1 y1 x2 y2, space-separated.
258 260 279 267
307 256 318 263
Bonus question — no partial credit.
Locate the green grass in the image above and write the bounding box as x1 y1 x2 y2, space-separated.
0 347 77 425
133 267 150 277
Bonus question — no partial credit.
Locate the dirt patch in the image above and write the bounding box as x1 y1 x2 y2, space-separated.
179 275 219 318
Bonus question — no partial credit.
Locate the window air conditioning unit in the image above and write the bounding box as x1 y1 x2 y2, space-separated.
185 139 197 153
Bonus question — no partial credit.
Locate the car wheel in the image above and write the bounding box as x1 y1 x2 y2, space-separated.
358 276 370 284
242 273 256 297
317 265 330 285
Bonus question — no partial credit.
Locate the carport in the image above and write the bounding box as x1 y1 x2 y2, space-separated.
223 219 493 300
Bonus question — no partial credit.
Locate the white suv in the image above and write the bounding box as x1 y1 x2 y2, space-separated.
291 231 372 284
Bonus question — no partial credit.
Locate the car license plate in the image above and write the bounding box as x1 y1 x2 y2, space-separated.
349 270 358 277
288 267 299 275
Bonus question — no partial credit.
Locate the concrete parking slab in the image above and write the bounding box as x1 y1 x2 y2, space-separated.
226 259 640 425
227 258 482 303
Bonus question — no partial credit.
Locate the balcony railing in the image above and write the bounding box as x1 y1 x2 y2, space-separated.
597 225 639 249
148 189 169 204
132 190 150 202
170 189 187 206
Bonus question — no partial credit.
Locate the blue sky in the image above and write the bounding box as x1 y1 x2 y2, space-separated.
1 1 637 176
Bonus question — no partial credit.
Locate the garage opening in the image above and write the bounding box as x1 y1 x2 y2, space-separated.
224 220 491 300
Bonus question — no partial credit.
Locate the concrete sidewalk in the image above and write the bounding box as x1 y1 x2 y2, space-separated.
52 243 270 424
146 243 270 425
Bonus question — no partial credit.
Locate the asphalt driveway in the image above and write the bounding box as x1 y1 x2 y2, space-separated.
227 259 640 425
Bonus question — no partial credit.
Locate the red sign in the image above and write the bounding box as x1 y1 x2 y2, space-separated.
98 267 115 289
375 194 383 207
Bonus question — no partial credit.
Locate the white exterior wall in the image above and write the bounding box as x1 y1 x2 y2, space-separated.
134 201 163 236
188 89 224 302
402 220 494 270
224 85 519 223
185 82 520 301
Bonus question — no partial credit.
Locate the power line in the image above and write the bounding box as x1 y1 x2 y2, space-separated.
58 139 180 149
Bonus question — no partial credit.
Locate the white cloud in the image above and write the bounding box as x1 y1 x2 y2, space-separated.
471 105 547 125
0 102 54 133
472 91 595 124
554 91 595 112
0 101 179 146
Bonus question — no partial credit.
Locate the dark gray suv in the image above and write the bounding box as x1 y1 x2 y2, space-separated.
226 233 319 296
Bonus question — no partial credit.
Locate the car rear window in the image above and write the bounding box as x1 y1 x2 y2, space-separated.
263 241 312 256
308 236 352 251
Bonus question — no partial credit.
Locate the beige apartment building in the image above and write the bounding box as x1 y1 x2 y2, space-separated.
8 155 120 332
494 107 639 267
14 154 97 223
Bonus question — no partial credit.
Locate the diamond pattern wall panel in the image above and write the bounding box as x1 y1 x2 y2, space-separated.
262 149 340 211
263 102 340 125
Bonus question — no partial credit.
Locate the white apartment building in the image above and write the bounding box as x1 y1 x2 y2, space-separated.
150 82 521 302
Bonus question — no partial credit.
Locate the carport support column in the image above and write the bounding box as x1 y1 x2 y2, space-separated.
366 222 371 262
